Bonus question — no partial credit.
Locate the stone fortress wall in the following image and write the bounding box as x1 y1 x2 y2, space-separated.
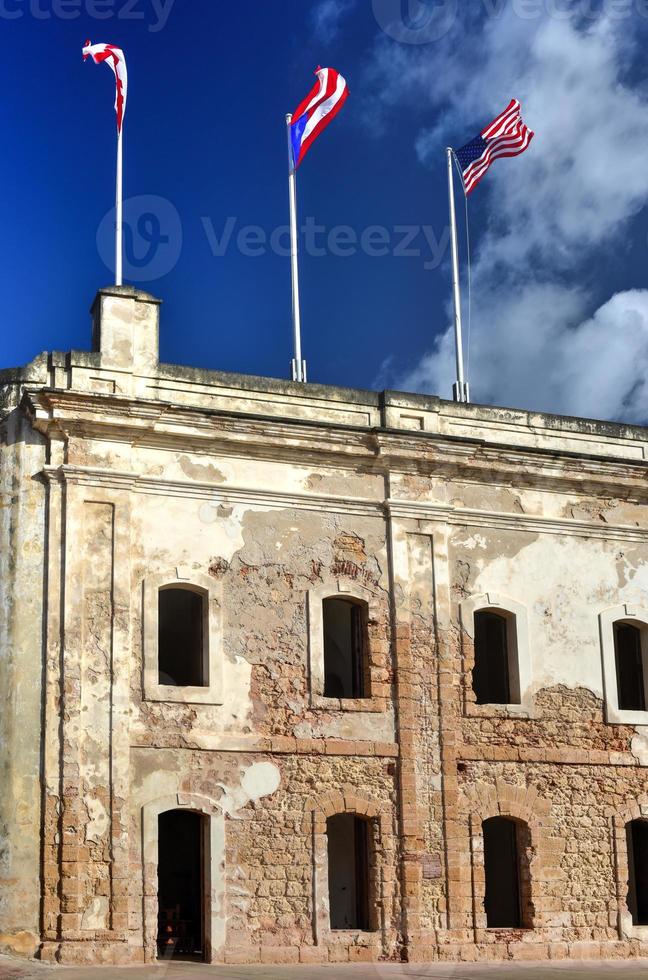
2 287 648 963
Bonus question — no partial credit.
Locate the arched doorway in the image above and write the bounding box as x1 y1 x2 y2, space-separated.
327 813 372 930
483 816 531 928
157 810 207 961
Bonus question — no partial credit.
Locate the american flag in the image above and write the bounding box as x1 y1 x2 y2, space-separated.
455 99 533 195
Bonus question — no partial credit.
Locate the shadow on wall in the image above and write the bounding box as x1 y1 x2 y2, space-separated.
1 408 47 450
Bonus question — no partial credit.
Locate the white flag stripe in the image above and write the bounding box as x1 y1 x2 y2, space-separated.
83 41 127 130
466 126 529 169
484 105 520 140
464 126 532 192
467 137 528 185
301 73 347 145
482 99 520 138
470 128 529 175
290 65 349 168
302 68 330 117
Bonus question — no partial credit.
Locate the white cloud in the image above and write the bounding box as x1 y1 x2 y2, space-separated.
400 287 648 423
367 7 648 422
311 0 356 42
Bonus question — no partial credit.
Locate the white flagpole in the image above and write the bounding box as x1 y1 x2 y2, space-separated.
286 113 306 383
115 125 123 286
447 147 469 403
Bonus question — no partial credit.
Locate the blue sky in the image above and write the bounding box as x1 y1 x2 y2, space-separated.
3 0 648 421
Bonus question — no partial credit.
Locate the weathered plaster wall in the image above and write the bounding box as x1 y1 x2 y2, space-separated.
447 761 648 957
457 527 648 696
129 749 398 963
385 467 648 961
126 492 395 746
401 514 648 959
0 383 47 956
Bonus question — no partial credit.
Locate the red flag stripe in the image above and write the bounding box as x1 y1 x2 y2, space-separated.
295 82 349 167
464 126 534 194
292 68 336 123
82 40 128 134
481 99 519 139
290 67 349 169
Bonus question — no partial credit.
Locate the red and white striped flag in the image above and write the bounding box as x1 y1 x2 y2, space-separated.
82 41 128 134
290 67 349 169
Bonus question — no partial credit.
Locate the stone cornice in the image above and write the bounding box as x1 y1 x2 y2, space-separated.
387 500 648 543
42 465 383 517
41 464 648 542
23 387 648 500
25 388 380 464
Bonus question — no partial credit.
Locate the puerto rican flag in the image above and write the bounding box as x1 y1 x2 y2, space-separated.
455 99 533 195
83 40 128 134
290 67 348 169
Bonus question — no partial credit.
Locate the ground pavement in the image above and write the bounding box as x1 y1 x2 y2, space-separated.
3 956 648 980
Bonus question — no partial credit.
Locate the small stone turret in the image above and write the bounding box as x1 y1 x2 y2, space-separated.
91 285 161 374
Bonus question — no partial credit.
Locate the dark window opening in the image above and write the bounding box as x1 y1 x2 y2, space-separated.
615 623 646 712
627 819 648 925
323 598 367 699
158 588 206 688
327 813 371 930
473 610 513 705
157 810 205 962
483 817 524 928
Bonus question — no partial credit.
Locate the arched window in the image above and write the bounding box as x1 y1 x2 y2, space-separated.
483 816 531 928
323 597 368 699
327 813 372 930
158 587 207 688
473 609 520 705
627 819 648 926
614 623 647 712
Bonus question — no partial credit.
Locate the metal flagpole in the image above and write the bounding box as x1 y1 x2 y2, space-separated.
286 113 306 383
115 125 123 286
447 147 469 403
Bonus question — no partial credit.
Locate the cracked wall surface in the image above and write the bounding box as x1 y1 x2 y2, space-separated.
0 382 47 957
3 287 648 964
